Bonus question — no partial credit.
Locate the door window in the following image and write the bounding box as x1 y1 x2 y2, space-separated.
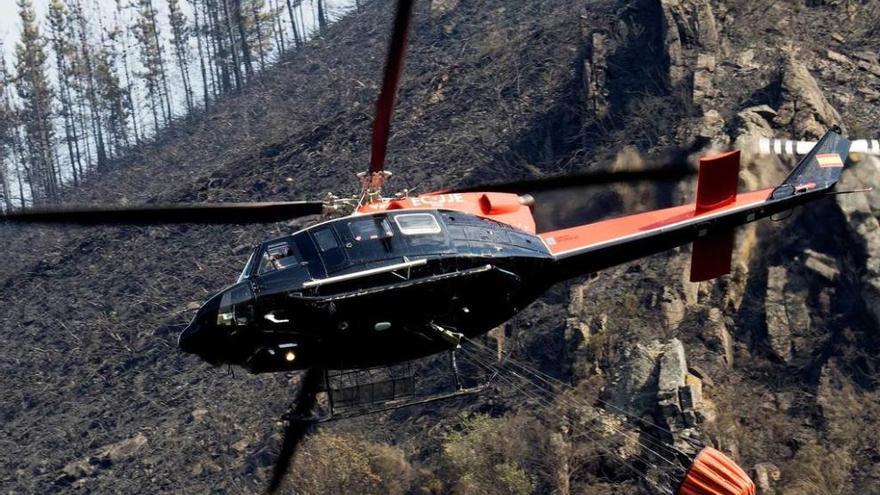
345 216 396 264
312 227 348 273
348 216 394 241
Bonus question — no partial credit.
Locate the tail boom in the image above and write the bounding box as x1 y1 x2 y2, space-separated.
541 129 850 282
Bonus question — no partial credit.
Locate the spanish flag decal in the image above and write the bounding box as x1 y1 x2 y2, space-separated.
815 153 844 168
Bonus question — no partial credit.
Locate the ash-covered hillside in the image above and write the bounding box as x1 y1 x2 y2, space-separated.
2 0 880 494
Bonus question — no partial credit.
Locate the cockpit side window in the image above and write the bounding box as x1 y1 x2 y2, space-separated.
258 239 301 275
217 283 254 327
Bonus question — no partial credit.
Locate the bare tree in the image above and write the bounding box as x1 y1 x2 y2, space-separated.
14 0 59 203
168 0 196 112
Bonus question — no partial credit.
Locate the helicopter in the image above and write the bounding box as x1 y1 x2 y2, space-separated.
1 0 855 493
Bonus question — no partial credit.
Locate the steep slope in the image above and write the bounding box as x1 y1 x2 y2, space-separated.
0 0 628 493
2 0 879 494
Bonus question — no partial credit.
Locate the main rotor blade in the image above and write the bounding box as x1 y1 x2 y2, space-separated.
267 368 324 494
0 201 326 226
448 139 709 194
446 166 697 194
369 0 415 174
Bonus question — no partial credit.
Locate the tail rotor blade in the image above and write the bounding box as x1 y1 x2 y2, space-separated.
758 137 880 157
369 0 415 174
266 367 325 494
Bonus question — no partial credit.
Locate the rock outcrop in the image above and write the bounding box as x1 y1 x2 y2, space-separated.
836 155 880 327
584 31 609 119
657 340 707 434
607 340 665 416
775 58 845 139
764 266 810 364
660 0 719 85
606 338 708 455
693 54 717 108
703 307 734 367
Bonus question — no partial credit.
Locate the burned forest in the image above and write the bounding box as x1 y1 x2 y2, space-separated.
2 0 880 494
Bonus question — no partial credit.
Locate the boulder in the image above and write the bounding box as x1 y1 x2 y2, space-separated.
696 53 716 72
734 105 786 188
734 49 757 69
853 50 879 65
191 408 208 422
857 60 880 77
56 433 146 483
232 244 251 255
724 226 760 312
661 0 719 49
698 109 726 143
97 433 149 463
825 49 851 65
430 0 458 15
802 249 839 283
858 86 880 102
774 58 844 139
753 462 781 494
61 458 97 479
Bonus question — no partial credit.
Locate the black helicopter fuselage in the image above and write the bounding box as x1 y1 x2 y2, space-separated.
178 209 554 372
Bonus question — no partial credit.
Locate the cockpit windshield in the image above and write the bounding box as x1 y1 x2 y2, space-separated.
237 247 258 283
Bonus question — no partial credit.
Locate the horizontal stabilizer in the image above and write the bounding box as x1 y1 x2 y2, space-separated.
690 230 734 282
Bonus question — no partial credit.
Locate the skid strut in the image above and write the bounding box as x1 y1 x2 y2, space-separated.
429 322 464 347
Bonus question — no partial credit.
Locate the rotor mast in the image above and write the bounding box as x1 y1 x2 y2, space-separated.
360 0 415 204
